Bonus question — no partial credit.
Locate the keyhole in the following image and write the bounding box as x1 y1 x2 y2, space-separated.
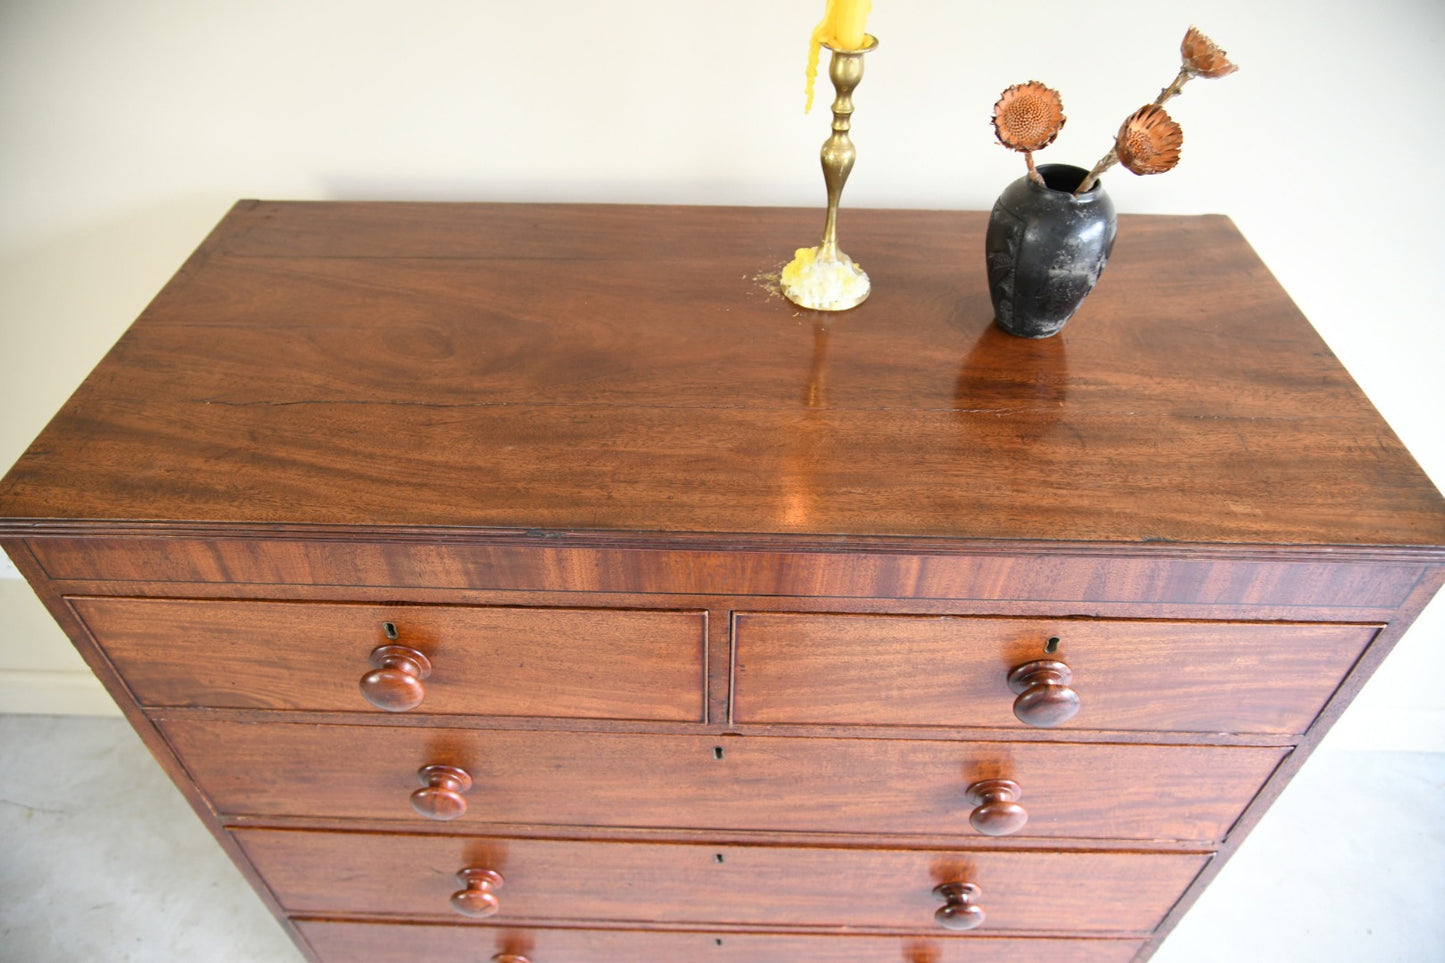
713 746 725 760
714 853 725 863
1044 636 1060 654
383 622 399 640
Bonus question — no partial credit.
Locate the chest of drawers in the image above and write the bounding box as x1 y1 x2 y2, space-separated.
2 201 1442 962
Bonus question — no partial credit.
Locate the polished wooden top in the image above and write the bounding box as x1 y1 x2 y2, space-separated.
1 201 1441 551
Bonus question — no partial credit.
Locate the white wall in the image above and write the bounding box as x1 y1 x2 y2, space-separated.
1 0 1441 747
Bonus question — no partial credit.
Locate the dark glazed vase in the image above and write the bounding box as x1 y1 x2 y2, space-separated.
985 163 1117 338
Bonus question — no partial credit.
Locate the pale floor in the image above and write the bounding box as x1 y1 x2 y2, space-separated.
0 714 1441 962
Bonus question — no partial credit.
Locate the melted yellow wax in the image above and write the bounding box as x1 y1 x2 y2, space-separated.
781 245 869 311
803 0 873 113
782 246 818 286
803 21 826 114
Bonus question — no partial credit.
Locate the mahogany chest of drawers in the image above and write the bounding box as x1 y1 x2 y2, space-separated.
2 201 1442 962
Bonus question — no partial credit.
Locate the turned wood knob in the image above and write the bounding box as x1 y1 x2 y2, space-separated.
491 957 530 963
934 881 985 931
359 643 432 712
965 778 1028 836
1007 659 1080 727
410 764 473 821
450 868 504 918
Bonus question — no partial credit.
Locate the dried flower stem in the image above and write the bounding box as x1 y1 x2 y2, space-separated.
1073 148 1116 196
1074 67 1195 195
1154 67 1192 107
1025 150 1043 185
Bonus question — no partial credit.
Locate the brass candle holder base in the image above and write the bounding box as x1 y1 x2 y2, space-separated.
783 35 877 312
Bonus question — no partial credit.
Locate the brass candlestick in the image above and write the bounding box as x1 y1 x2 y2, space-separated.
782 36 877 312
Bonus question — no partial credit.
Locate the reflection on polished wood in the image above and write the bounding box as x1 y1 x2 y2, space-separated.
2 202 1441 549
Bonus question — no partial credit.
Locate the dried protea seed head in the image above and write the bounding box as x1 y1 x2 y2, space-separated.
1181 26 1237 79
1116 104 1183 175
992 81 1066 153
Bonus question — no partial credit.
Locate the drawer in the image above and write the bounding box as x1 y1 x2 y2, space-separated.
238 829 1208 935
170 718 1283 843
71 597 706 721
297 920 1147 962
733 614 1375 734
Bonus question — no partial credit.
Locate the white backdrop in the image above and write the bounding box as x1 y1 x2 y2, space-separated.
1 0 1442 746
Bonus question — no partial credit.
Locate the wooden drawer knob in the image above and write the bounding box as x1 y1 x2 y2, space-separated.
933 881 985 931
410 764 473 821
492 957 530 963
1007 659 1080 727
360 643 432 712
450 868 504 918
965 778 1028 836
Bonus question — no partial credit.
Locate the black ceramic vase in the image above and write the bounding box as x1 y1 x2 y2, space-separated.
985 163 1118 338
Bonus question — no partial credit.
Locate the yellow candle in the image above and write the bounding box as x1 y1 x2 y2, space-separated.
827 0 871 50
804 0 873 112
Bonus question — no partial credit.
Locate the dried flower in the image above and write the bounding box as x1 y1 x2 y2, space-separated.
992 81 1066 153
1067 27 1234 195
1115 104 1183 176
1180 26 1237 79
992 81 1066 184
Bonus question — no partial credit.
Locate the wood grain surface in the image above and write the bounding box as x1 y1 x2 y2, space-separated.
733 614 1375 734
71 596 706 721
296 920 1147 963
160 717 1284 844
237 828 1207 934
3 202 1442 551
32 536 1433 616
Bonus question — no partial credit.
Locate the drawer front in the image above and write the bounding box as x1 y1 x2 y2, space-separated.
238 829 1208 934
72 597 706 721
734 614 1375 734
297 920 1147 962
170 720 1282 843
